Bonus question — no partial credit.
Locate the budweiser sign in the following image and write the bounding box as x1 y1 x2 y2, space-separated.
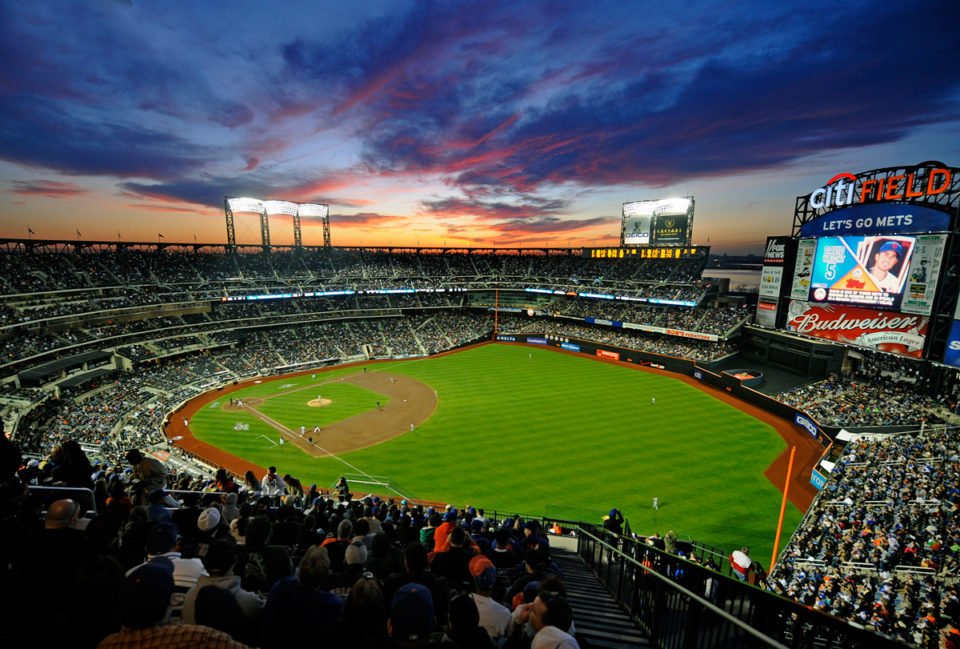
790 312 920 333
786 301 927 358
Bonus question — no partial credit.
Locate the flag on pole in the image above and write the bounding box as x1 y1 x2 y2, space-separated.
28 227 35 235
76 229 82 238
158 233 164 238
117 231 122 240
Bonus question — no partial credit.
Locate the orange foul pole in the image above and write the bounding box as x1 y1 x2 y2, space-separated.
770 446 796 571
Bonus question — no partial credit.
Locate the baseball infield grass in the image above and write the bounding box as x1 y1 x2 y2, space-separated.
191 344 802 563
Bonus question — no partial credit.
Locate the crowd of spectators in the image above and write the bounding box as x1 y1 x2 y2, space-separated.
0 248 707 326
7 314 493 462
774 351 954 428
0 428 586 648
767 429 960 647
503 317 739 362
534 299 750 337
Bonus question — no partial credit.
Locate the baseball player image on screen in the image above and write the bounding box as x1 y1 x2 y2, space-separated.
867 240 906 294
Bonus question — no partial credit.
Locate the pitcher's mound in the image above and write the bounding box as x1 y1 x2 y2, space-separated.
308 398 333 407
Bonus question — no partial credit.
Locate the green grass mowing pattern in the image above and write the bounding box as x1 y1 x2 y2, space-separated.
191 344 802 562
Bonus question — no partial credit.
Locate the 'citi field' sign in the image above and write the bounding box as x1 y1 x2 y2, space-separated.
808 164 953 211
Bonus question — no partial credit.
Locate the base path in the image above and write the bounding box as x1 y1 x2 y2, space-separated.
167 364 437 480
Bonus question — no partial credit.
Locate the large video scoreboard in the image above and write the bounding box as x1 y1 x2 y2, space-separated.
621 197 695 246
757 163 959 360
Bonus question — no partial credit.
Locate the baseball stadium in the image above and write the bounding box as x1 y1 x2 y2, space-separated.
3 161 960 649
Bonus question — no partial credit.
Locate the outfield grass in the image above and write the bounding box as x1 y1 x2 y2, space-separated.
191 343 802 563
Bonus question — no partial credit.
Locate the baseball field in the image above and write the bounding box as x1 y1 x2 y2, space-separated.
185 343 806 563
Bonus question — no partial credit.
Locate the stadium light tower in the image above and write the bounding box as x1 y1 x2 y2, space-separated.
298 203 331 247
264 200 299 250
224 196 267 252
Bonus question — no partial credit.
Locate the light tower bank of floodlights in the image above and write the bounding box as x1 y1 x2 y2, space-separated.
224 196 330 252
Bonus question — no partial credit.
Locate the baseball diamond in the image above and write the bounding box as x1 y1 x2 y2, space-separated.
175 343 816 561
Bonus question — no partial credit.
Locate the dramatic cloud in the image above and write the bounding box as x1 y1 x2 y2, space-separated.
10 180 88 198
1 0 958 248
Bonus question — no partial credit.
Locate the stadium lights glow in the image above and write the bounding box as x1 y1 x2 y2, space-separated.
263 200 298 216
623 197 692 217
227 197 264 213
298 203 329 218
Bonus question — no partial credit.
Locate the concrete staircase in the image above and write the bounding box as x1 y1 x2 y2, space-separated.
552 548 652 648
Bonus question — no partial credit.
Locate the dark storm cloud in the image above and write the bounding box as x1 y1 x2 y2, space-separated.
0 97 209 180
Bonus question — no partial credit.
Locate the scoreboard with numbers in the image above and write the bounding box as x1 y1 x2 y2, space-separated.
585 247 705 260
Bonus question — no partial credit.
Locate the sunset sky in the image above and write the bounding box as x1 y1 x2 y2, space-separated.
1 1 958 254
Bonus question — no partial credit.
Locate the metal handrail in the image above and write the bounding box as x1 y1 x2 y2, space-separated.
576 524 912 649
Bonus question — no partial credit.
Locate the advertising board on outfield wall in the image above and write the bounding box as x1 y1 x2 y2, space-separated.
596 349 620 360
810 468 827 491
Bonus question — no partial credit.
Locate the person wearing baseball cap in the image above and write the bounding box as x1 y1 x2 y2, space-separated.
869 241 903 293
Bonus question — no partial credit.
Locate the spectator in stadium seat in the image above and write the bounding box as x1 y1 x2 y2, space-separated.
469 555 512 642
432 509 458 553
182 539 264 643
521 520 550 556
14 498 95 635
387 583 439 648
322 518 355 573
215 468 239 494
46 554 125 649
147 488 174 523
236 515 292 596
127 448 179 508
444 593 497 649
384 542 450 630
260 466 285 502
430 526 474 589
336 475 351 502
222 492 241 523
172 492 202 542
50 439 95 490
260 545 343 649
505 549 551 609
241 470 260 495
127 521 207 619
337 572 389 648
420 511 441 551
490 528 520 572
524 593 579 649
366 532 405 580
98 560 250 649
